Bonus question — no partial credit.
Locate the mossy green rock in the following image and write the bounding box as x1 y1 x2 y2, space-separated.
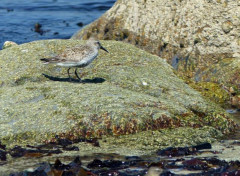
194 57 240 107
196 58 240 89
0 39 236 148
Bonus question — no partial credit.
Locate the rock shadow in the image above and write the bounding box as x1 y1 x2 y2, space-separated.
42 74 105 84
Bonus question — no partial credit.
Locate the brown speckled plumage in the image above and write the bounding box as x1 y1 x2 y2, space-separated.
40 38 109 82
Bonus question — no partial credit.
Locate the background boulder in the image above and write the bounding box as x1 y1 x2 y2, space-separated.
72 0 240 105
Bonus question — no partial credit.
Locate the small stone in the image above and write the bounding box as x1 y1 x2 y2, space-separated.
2 41 18 49
230 95 240 108
232 53 240 58
145 167 164 176
142 81 148 86
229 87 235 94
222 21 233 34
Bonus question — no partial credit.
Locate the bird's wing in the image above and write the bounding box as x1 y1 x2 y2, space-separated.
59 45 93 61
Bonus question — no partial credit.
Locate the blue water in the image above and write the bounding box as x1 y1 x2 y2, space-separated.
0 0 116 47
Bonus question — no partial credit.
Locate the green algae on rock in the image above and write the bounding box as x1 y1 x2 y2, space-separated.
0 39 237 148
195 58 240 108
184 81 230 105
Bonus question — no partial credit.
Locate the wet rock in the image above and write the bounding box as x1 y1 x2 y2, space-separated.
193 142 212 150
0 150 7 161
76 22 83 27
9 146 27 158
145 167 164 176
183 158 209 170
63 146 79 151
0 141 6 150
157 143 212 157
8 145 62 158
69 156 82 167
9 157 83 176
157 147 193 157
55 135 73 147
34 23 44 35
54 159 70 170
87 159 107 168
8 152 240 176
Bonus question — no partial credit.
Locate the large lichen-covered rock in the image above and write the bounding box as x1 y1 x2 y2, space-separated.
0 39 236 148
72 0 240 104
72 0 240 69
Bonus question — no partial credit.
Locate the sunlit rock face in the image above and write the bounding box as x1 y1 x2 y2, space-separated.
72 0 240 105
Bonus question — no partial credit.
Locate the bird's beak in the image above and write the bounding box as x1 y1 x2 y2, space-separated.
100 45 109 53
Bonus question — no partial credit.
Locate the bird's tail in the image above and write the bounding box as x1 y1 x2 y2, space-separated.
40 58 50 64
40 57 62 64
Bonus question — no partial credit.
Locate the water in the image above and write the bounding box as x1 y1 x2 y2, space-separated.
0 0 116 47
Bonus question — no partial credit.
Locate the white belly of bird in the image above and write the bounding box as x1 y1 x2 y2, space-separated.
78 52 98 67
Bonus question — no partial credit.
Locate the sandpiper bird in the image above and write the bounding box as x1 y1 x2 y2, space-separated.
40 38 109 82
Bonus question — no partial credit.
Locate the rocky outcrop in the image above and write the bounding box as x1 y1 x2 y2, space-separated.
0 39 236 148
2 41 18 49
72 0 240 105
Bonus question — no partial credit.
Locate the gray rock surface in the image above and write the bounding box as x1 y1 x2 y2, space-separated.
73 0 240 61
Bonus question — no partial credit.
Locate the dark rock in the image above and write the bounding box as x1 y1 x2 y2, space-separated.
54 159 70 170
103 160 123 168
0 150 7 161
76 22 83 27
62 171 75 176
0 141 6 150
55 136 73 147
86 138 100 147
157 147 193 157
193 143 212 150
183 158 209 170
63 146 79 151
87 159 106 168
9 146 27 158
34 23 44 35
69 156 82 167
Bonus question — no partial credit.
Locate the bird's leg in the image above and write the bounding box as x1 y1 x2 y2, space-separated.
67 68 72 81
75 68 82 82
